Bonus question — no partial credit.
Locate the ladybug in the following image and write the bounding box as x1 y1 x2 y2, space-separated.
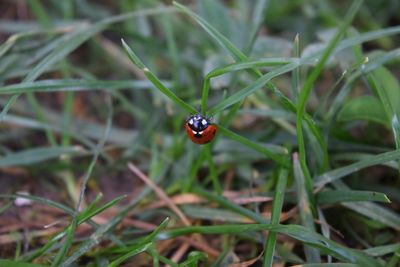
185 114 217 144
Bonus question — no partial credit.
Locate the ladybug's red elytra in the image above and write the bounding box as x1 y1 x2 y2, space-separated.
185 114 217 144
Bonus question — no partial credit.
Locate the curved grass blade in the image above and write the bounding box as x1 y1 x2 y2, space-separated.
201 57 300 114
160 224 382 267
263 169 288 267
108 243 152 267
364 243 400 257
216 124 290 167
178 251 208 267
341 201 400 230
122 39 197 114
367 67 400 148
208 62 299 115
0 7 176 121
291 264 358 267
192 187 268 224
315 150 400 187
0 193 74 215
0 79 159 94
293 153 321 262
173 1 251 63
24 195 126 261
244 0 271 53
0 146 83 167
0 260 45 267
295 0 363 209
107 217 170 267
317 190 390 204
55 97 113 266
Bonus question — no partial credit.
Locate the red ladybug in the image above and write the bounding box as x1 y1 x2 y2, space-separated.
185 114 217 144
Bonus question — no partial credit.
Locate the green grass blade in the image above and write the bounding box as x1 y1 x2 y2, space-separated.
367 67 400 148
177 251 208 267
341 201 400 230
160 224 382 267
0 260 45 267
337 95 388 126
295 0 363 208
244 0 270 53
216 124 290 167
121 39 197 114
263 169 288 267
315 150 400 187
108 243 153 267
173 1 249 63
107 217 170 267
293 154 321 262
201 57 298 114
291 34 300 101
291 264 358 267
364 243 400 257
0 146 83 167
0 193 74 215
208 62 299 115
55 97 113 266
0 79 158 94
317 190 390 204
23 195 125 261
192 187 268 224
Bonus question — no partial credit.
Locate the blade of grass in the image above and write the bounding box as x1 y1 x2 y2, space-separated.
160 224 382 267
0 79 158 94
293 153 321 262
0 260 45 267
54 96 113 266
0 6 177 121
316 190 390 204
364 243 400 257
216 124 290 167
341 201 400 230
296 0 363 209
315 149 400 187
0 146 83 167
122 39 197 114
290 264 358 267
291 34 300 101
192 187 268 224
263 169 288 267
60 153 172 266
367 67 400 148
201 57 300 114
204 145 221 194
24 195 126 261
244 0 270 53
178 251 208 267
0 193 74 215
173 1 255 64
107 217 170 267
208 62 299 115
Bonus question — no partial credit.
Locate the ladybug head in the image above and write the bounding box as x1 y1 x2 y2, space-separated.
186 114 210 132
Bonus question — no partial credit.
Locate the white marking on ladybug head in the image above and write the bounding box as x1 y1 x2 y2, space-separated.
201 119 207 125
192 130 197 134
198 131 203 135
189 119 194 125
